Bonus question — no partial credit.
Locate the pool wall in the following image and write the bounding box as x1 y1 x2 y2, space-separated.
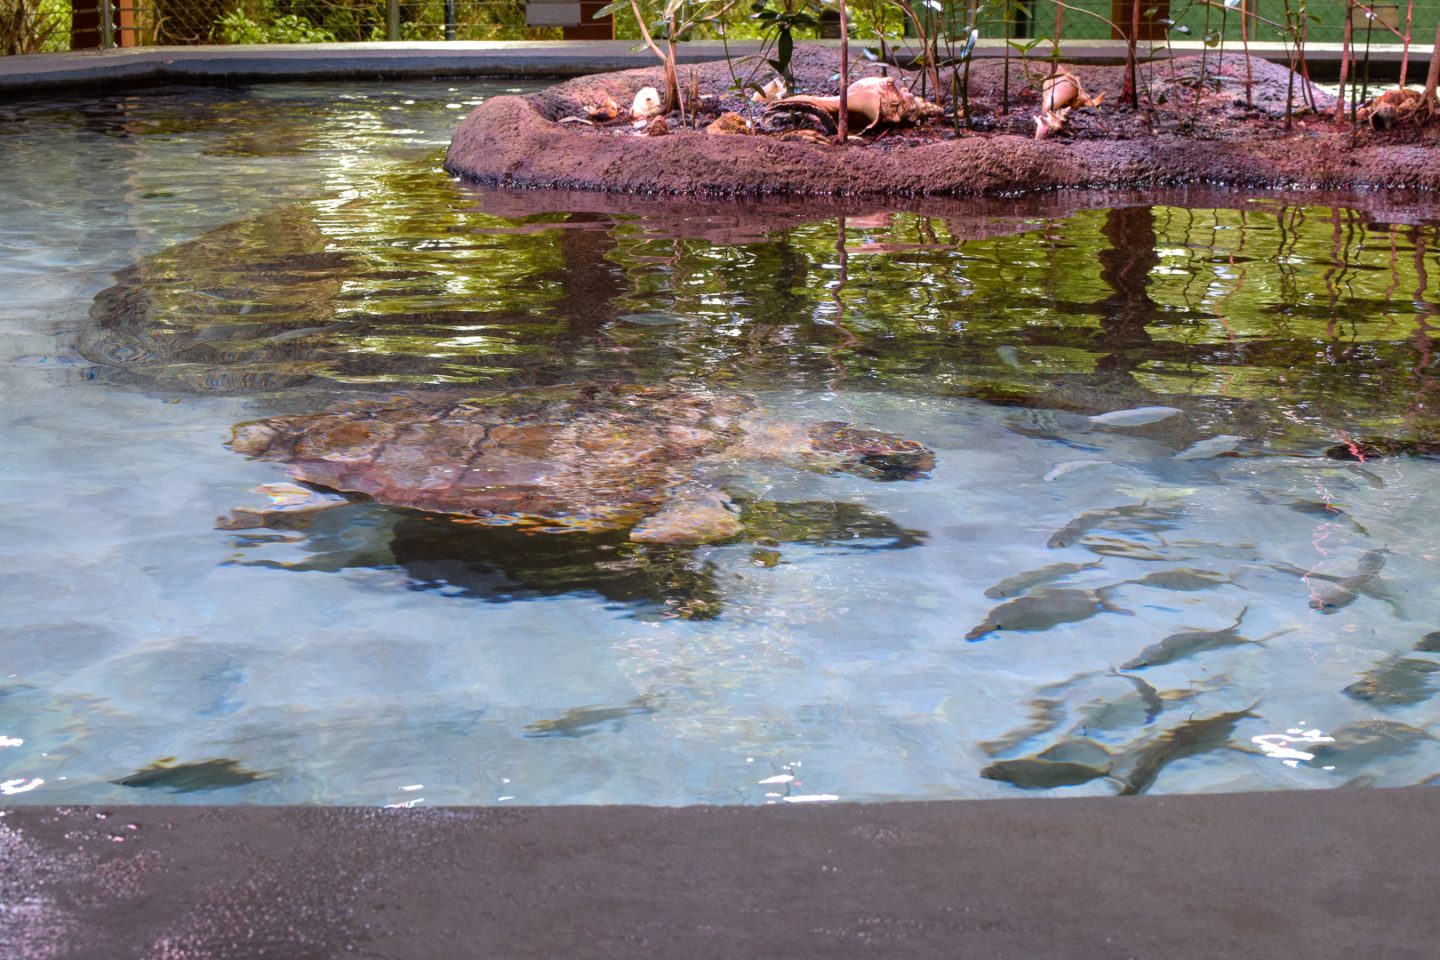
0 40 1402 96
4 788 1437 958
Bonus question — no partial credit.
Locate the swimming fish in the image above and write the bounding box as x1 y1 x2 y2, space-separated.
1268 549 1397 614
1306 548 1391 613
1111 704 1257 795
523 694 660 738
1174 435 1244 461
1080 537 1182 562
961 590 1128 641
981 739 1113 790
981 757 1110 789
965 587 1130 641
1342 656 1440 706
1120 606 1260 670
978 696 1068 756
983 560 1103 599
1047 503 1181 549
1414 631 1440 653
1306 720 1433 773
1122 568 1231 592
1246 493 1370 536
113 758 267 793
1278 500 1365 538
1112 669 1166 724
1088 406 1183 428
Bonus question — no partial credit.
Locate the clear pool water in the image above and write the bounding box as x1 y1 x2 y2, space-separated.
3 82 1440 806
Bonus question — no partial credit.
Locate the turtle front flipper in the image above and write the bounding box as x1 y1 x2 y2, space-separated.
217 481 353 531
629 487 743 545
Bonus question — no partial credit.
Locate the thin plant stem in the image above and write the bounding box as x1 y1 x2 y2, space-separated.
1240 0 1253 107
837 0 849 144
1335 0 1354 125
1400 0 1415 86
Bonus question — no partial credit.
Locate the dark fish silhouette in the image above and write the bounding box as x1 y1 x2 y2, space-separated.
1308 549 1391 613
1112 704 1257 796
1307 720 1433 773
983 561 1103 599
523 694 660 738
1269 549 1399 615
1047 504 1180 550
1121 607 1257 670
1122 568 1231 592
981 739 1113 790
1343 657 1440 706
1414 631 1440 653
113 758 267 793
965 587 1130 641
1112 669 1166 723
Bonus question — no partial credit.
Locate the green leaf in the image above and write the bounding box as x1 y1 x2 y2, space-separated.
593 0 627 18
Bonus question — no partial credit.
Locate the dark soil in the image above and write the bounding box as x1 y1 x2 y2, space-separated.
445 45 1440 198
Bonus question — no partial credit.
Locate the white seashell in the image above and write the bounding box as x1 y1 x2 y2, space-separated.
631 86 664 118
1088 406 1183 427
750 75 789 102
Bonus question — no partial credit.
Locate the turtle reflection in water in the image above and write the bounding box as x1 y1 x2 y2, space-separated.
221 383 934 619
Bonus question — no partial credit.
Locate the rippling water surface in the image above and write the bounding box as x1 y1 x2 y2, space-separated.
4 82 1440 805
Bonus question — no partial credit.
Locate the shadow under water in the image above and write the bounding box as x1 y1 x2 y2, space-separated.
227 498 925 621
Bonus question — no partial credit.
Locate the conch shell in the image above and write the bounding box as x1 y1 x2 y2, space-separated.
1034 69 1104 140
631 87 664 119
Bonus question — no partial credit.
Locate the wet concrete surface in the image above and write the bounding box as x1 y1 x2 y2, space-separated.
1 788 1436 959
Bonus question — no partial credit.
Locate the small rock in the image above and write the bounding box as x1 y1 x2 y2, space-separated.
645 116 669 137
584 96 621 122
705 112 751 136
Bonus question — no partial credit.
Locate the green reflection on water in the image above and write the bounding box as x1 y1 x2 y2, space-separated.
82 163 1440 453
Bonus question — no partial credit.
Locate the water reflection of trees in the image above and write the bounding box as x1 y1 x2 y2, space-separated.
83 184 1440 441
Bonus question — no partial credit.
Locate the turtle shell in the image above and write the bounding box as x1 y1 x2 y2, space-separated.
229 384 756 533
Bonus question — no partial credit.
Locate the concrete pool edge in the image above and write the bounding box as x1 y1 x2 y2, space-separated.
3 787 1436 958
0 40 1408 96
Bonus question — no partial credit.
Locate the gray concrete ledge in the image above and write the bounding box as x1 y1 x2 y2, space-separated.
0 40 1415 96
3 787 1436 959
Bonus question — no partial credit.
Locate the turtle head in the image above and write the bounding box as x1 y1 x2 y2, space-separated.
804 422 935 481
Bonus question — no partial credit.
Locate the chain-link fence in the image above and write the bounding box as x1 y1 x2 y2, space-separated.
2 0 1432 56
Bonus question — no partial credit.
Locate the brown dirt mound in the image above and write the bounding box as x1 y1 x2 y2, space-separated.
444 45 1440 198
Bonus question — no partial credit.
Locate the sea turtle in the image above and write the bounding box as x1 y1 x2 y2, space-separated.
220 382 934 544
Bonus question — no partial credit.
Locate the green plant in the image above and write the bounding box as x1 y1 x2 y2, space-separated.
1 0 67 54
749 0 819 88
597 0 741 115
884 0 943 100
